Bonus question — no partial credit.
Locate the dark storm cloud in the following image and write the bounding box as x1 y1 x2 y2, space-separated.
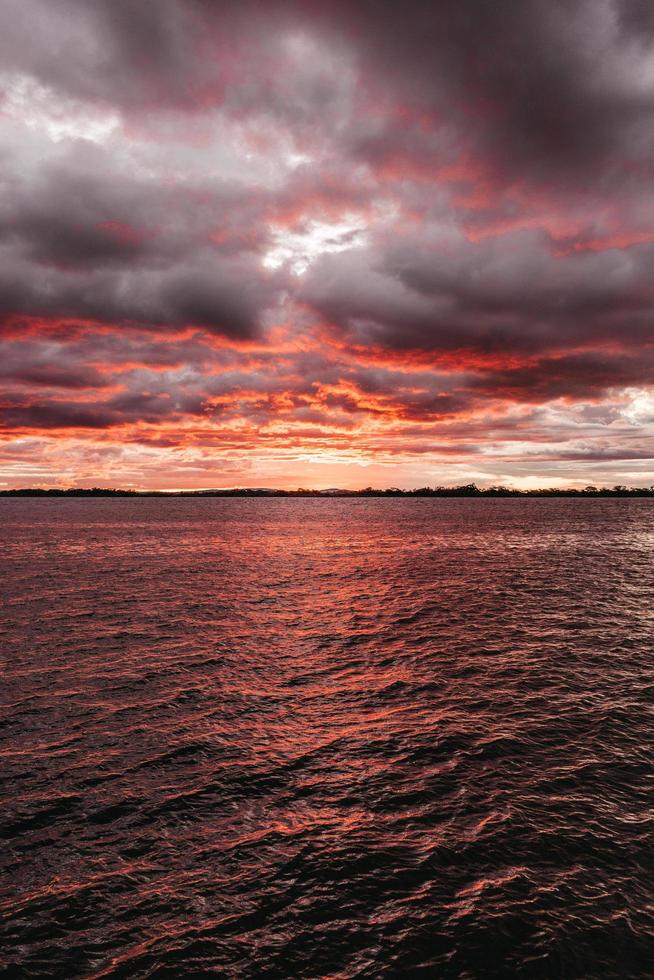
0 137 278 337
5 1 650 180
0 384 208 431
0 402 117 430
0 341 109 389
301 230 654 356
0 0 203 109
1 0 651 360
4 0 654 186
0 0 347 126
0 253 273 338
472 350 654 403
336 0 654 190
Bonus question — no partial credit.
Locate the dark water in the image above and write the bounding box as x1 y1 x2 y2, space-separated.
1 498 653 979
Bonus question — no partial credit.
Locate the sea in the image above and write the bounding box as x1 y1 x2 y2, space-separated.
1 497 653 978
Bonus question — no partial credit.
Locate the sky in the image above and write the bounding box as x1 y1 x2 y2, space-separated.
1 0 654 490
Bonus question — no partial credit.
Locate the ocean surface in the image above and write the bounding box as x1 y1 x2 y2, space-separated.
1 497 653 979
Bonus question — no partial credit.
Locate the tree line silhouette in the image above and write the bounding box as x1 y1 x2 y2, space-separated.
2 484 654 498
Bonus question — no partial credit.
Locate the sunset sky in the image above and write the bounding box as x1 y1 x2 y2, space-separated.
1 0 653 489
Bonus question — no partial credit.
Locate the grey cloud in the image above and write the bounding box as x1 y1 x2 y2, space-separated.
301 229 654 356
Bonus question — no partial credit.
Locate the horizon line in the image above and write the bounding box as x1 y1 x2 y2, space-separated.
2 483 654 498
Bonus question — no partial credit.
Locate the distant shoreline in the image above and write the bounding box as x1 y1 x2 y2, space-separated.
2 485 653 498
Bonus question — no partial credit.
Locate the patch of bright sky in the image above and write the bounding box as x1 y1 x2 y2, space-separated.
621 388 654 424
2 73 120 143
2 70 314 194
508 474 573 489
263 214 369 275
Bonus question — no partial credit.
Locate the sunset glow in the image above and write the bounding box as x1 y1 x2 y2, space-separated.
1 1 654 489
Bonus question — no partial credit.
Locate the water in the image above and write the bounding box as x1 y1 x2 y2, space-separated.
1 497 653 978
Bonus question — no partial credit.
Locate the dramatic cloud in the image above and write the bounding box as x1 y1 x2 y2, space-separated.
0 0 653 488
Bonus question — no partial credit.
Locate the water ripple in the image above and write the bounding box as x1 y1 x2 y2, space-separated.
1 497 653 978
